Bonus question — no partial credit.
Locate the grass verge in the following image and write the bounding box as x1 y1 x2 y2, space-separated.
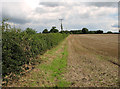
9 39 70 87
39 40 71 87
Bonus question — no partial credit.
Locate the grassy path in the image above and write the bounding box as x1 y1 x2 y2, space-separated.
8 38 70 87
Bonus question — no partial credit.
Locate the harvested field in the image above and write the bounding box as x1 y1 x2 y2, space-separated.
65 34 118 87
5 34 119 87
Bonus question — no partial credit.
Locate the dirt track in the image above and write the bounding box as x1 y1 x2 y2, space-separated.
65 34 118 87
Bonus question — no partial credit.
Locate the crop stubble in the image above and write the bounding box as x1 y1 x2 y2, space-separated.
65 34 118 87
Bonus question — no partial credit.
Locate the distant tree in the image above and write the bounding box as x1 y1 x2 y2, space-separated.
42 29 49 33
70 30 76 34
50 26 59 33
70 30 82 34
78 30 83 34
107 31 112 34
25 28 36 34
82 28 88 34
60 30 70 34
96 30 103 34
88 31 97 34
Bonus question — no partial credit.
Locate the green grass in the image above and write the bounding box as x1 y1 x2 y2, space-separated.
40 43 70 87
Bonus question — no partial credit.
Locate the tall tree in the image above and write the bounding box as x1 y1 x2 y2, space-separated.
42 29 49 33
82 28 88 34
50 26 59 33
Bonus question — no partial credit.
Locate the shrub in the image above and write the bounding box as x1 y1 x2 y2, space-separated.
2 22 68 84
24 28 36 34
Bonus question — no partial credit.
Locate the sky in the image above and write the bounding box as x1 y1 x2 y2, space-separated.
0 0 119 33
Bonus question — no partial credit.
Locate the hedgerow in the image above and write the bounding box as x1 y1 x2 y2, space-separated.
1 21 68 85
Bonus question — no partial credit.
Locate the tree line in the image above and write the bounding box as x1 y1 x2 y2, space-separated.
42 27 113 34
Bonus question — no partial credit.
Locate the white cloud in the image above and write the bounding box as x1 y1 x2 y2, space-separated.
1 1 119 32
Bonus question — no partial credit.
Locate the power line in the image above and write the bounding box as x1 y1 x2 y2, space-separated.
59 19 64 31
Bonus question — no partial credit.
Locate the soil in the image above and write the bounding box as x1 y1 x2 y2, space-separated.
65 34 118 87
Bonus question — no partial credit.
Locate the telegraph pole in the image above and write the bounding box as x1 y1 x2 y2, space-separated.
59 19 64 31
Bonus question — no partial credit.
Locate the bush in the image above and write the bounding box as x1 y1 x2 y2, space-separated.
24 28 36 34
2 23 68 84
